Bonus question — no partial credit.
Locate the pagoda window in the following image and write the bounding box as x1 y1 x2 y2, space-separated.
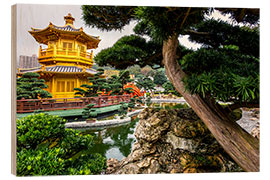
78 45 85 52
56 80 75 92
56 80 65 92
63 42 73 50
66 81 75 92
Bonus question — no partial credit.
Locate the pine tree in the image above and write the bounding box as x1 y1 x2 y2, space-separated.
74 69 106 97
17 72 52 100
82 6 259 171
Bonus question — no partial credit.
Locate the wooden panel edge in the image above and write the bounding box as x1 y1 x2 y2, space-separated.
11 4 17 176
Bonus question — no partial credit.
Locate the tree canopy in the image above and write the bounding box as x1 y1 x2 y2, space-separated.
74 69 133 97
153 69 168 87
82 6 260 171
82 6 259 109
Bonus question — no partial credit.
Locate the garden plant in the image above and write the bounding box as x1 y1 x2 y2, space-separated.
16 113 106 176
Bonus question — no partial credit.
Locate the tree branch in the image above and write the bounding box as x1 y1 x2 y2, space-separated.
180 8 191 30
183 29 210 36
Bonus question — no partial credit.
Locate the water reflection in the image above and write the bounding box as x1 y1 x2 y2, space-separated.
76 103 187 160
80 117 139 160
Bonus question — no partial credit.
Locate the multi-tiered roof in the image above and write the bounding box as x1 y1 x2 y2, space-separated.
29 13 100 49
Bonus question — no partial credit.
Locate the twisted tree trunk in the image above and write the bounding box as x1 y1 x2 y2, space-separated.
162 34 259 172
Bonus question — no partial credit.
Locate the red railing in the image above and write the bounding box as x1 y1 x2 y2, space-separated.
16 95 131 113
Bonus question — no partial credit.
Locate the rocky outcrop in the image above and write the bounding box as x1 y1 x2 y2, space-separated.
106 108 243 174
250 108 260 140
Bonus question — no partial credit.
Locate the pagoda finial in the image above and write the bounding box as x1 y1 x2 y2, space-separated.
64 13 75 25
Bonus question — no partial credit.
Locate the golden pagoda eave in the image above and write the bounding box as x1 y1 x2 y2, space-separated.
29 25 100 49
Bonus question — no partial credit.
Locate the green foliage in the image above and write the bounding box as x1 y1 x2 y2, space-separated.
216 8 259 25
17 72 52 100
82 6 259 108
182 46 259 103
128 95 143 109
136 75 155 92
180 20 259 104
162 81 182 97
134 7 207 42
74 68 133 97
81 6 136 31
17 147 66 175
107 70 132 95
118 102 128 119
187 19 259 58
17 114 106 176
94 35 163 69
118 70 133 87
126 65 142 77
153 69 167 86
145 95 152 106
74 69 106 97
17 113 65 152
82 104 97 119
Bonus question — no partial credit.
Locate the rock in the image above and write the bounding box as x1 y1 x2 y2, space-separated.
106 158 120 174
166 132 198 153
117 164 140 174
251 121 260 139
106 108 243 174
251 108 260 119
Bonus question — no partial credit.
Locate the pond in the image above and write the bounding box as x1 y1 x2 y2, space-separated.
79 116 139 161
71 102 188 161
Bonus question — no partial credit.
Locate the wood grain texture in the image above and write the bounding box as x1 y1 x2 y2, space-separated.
11 4 17 176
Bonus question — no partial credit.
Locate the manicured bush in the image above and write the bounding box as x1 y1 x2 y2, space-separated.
17 113 106 176
17 113 66 151
16 72 52 100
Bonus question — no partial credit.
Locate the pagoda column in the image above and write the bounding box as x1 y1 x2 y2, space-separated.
51 76 56 96
39 45 42 57
53 44 56 56
76 77 80 88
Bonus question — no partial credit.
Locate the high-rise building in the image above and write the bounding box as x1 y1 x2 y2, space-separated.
18 54 40 68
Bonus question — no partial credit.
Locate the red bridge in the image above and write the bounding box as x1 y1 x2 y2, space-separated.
123 83 144 98
16 95 131 113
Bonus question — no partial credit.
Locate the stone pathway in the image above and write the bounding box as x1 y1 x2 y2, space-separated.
237 109 259 134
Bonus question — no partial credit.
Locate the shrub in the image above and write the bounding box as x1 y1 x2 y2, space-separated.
16 113 106 176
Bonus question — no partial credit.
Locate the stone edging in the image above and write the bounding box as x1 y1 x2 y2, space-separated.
65 109 143 129
150 98 186 103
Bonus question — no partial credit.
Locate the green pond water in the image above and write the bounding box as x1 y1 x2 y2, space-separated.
74 102 188 161
79 116 139 160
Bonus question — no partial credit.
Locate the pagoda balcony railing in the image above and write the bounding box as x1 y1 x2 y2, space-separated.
39 47 93 60
16 95 131 113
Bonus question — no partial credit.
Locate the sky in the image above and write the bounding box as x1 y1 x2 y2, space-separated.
15 4 207 62
16 4 136 60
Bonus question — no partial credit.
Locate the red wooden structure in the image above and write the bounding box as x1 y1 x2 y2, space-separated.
16 95 131 113
123 83 144 98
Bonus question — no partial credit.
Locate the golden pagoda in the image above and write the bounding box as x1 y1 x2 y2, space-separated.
17 13 101 98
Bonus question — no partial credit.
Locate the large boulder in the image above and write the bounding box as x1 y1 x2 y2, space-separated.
106 108 243 174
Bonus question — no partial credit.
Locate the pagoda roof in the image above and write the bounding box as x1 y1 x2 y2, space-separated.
29 14 101 49
31 24 81 32
17 65 98 75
